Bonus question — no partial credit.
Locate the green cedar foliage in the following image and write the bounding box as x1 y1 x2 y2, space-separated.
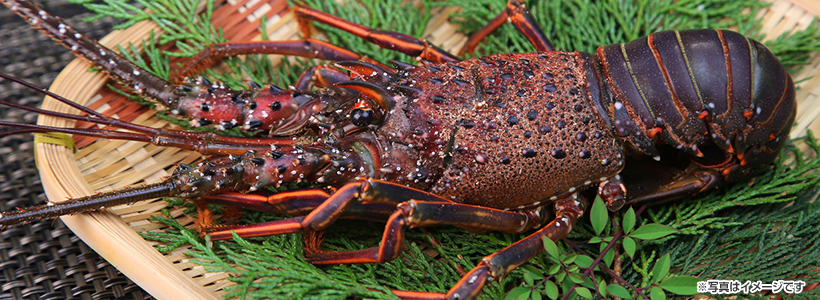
68 0 820 299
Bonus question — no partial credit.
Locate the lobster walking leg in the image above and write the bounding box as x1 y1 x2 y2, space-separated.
305 200 546 265
293 4 461 63
195 189 332 231
204 179 452 240
295 65 351 90
177 3 463 78
176 1 468 79
445 196 586 300
171 39 389 81
196 189 397 228
199 189 330 215
459 0 554 55
621 165 723 207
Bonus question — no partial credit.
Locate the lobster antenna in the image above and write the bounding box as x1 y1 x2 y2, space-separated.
0 72 178 138
0 72 301 153
0 72 107 119
0 94 163 138
0 182 175 227
5 0 176 104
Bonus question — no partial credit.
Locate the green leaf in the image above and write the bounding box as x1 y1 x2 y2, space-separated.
622 236 636 259
562 254 577 265
659 276 701 295
561 276 574 295
574 255 594 268
524 271 534 286
599 242 616 267
590 195 608 235
548 264 562 275
607 284 632 298
652 253 671 284
629 224 678 240
545 280 559 300
597 280 607 298
522 265 544 278
588 236 602 244
603 247 615 268
650 287 666 300
581 276 594 289
543 236 560 258
575 287 592 299
531 291 542 300
623 207 636 234
506 287 531 300
568 272 584 284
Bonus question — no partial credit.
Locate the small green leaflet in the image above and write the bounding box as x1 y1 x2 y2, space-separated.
658 276 701 295
630 224 678 240
590 195 608 235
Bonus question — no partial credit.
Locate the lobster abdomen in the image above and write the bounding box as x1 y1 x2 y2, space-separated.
597 29 795 180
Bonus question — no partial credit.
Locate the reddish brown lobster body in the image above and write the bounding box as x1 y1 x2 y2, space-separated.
374 51 624 208
0 0 797 299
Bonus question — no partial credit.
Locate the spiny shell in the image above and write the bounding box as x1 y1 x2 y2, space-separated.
378 52 624 208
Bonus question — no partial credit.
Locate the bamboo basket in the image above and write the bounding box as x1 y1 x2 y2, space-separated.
33 0 820 299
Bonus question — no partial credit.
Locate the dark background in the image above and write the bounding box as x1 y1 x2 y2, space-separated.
0 1 154 299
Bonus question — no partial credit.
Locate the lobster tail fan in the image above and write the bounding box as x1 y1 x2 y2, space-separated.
0 182 175 227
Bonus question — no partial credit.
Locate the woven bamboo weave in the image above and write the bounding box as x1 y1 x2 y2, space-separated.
23 0 820 298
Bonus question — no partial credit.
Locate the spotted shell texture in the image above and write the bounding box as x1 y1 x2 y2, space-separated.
376 52 624 209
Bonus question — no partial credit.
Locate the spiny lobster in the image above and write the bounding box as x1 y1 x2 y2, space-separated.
0 0 796 299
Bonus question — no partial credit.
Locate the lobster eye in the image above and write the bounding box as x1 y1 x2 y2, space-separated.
351 109 375 127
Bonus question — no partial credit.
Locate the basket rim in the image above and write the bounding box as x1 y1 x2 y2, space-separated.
36 15 220 300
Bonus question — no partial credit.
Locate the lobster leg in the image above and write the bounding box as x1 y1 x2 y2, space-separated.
599 176 628 211
199 189 330 215
293 4 460 63
194 189 332 231
459 0 554 55
299 194 582 300
203 179 453 240
624 169 723 206
442 196 586 300
176 2 462 76
170 39 389 81
295 65 351 91
305 200 547 265
196 190 397 226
